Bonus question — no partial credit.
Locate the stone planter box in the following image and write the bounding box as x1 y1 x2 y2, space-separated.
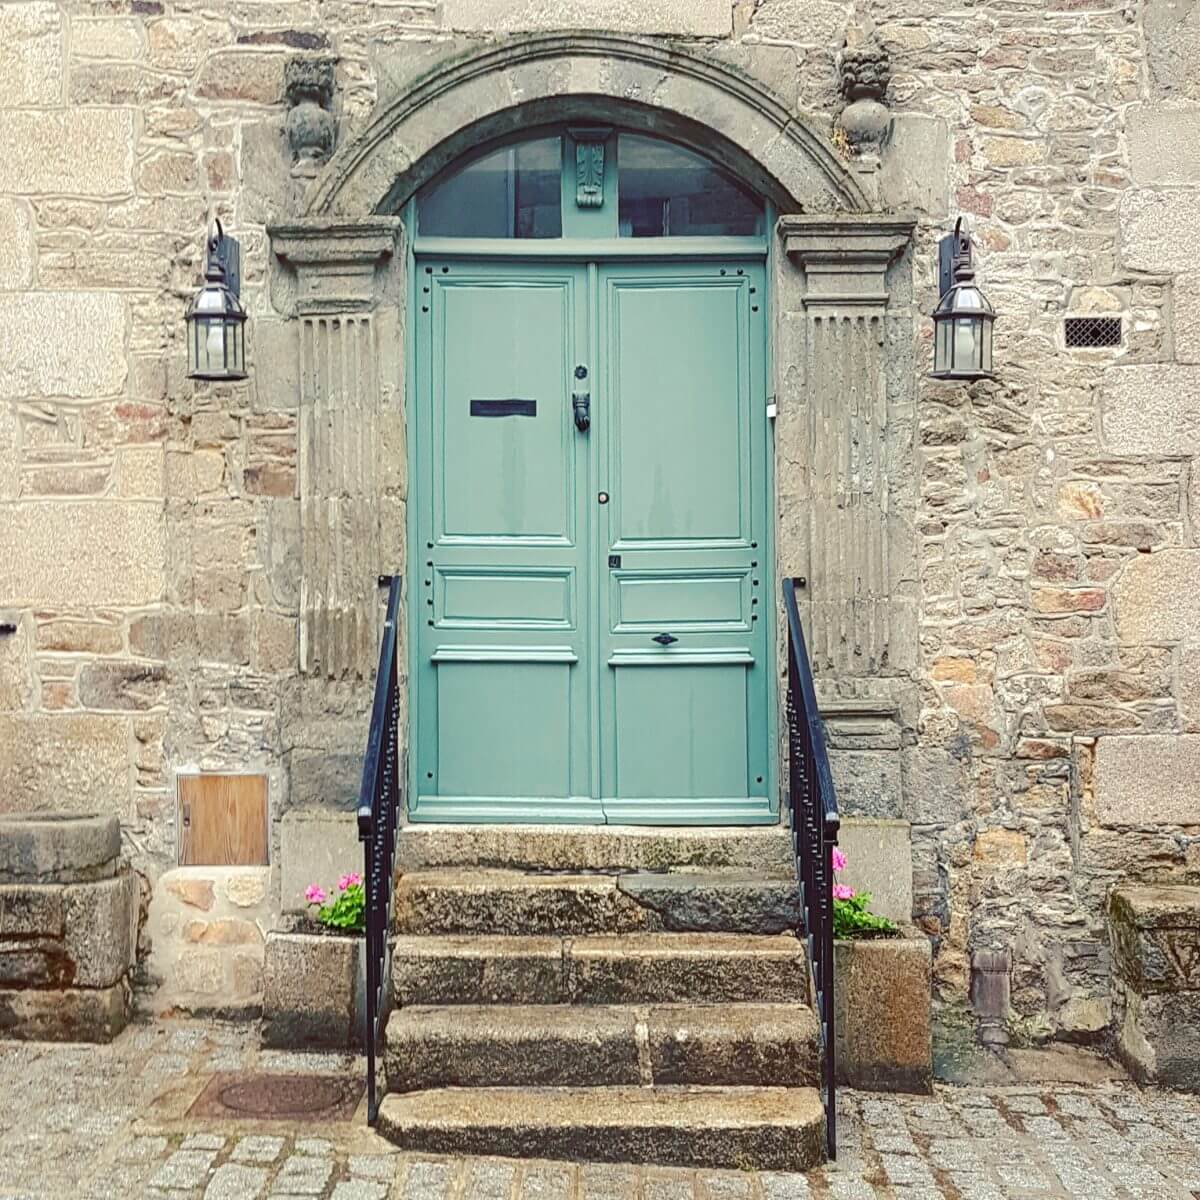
262 922 367 1051
0 813 138 1043
834 928 932 1093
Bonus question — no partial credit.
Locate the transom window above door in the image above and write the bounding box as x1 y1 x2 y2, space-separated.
416 129 767 240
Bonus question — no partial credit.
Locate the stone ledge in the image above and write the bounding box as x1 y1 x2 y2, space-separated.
0 813 120 884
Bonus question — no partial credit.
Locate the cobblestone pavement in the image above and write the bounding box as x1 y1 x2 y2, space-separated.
2 1020 1200 1199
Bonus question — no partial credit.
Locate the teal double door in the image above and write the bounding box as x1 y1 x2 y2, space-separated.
411 257 772 824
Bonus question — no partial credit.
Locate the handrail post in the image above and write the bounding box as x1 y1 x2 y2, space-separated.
782 577 840 1162
358 577 402 1126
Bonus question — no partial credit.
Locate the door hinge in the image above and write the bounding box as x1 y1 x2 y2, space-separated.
766 398 778 420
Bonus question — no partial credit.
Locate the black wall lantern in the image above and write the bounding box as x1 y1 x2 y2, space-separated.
931 217 996 381
186 219 247 382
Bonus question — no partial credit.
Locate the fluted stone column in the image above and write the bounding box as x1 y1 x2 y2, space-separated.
778 214 916 680
269 218 405 682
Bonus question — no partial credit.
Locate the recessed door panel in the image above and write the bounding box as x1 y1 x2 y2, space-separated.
439 569 573 628
436 660 573 798
437 279 574 541
609 281 747 545
612 663 750 799
614 570 749 631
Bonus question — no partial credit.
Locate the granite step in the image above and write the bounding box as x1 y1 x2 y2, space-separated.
375 1085 826 1171
393 869 801 936
395 824 793 875
391 932 809 1006
384 1002 820 1092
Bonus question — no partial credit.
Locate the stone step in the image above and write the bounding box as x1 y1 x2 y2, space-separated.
384 1003 819 1092
396 824 793 875
392 932 809 1006
375 1085 826 1171
393 869 801 936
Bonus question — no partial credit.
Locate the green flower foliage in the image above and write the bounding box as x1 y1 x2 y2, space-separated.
833 891 898 940
312 882 366 933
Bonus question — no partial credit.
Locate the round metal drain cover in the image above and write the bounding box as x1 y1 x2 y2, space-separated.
216 1074 356 1117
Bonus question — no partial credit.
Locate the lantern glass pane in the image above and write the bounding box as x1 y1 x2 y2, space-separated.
954 316 980 373
982 318 993 373
935 318 951 374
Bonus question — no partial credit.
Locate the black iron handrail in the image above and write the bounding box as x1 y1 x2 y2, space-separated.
357 576 402 1124
782 577 840 1161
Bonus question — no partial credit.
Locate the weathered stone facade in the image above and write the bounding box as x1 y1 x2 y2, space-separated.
0 0 1198 1041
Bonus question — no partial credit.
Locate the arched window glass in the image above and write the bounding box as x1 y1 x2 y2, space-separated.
418 136 563 238
415 129 765 240
617 134 764 238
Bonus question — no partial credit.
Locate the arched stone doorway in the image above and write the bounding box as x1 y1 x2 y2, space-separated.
268 34 917 820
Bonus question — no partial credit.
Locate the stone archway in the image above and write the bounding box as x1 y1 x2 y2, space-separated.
305 33 870 218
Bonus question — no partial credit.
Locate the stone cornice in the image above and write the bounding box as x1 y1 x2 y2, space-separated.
779 213 916 311
269 217 403 315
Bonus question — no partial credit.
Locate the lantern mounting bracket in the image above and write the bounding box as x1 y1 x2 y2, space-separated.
206 218 242 301
937 216 972 300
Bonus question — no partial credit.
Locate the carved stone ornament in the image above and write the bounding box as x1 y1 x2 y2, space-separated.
569 126 611 209
836 22 892 154
285 57 337 178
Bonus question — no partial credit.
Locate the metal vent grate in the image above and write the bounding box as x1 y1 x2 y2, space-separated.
1065 315 1122 348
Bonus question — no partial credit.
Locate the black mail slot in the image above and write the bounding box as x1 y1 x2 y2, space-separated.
470 398 537 418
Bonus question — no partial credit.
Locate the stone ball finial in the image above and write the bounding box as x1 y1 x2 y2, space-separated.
836 24 892 154
285 56 337 177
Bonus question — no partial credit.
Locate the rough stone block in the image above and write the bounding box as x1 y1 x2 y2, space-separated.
1128 102 1200 184
261 929 363 1050
0 813 120 883
750 0 848 45
441 0 732 35
1113 549 1200 644
0 715 131 818
1102 365 1200 457
0 293 126 399
0 885 64 938
392 935 567 1007
1120 190 1200 273
63 870 138 988
879 116 951 218
0 2 64 106
836 819 913 924
1094 735 1200 827
835 931 932 1093
0 981 129 1043
1118 987 1200 1090
2 109 133 195
1110 884 1200 993
829 749 904 820
616 873 801 935
0 502 164 607
1145 0 1200 98
1176 273 1200 364
0 200 35 290
280 809 362 914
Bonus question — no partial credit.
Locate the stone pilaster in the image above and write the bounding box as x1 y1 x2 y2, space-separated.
268 218 404 681
779 214 915 680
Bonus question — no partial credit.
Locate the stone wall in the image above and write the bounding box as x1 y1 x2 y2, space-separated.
0 0 1198 1037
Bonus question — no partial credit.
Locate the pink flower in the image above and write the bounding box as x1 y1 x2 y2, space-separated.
305 884 327 905
831 847 847 873
338 873 362 891
833 883 856 901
